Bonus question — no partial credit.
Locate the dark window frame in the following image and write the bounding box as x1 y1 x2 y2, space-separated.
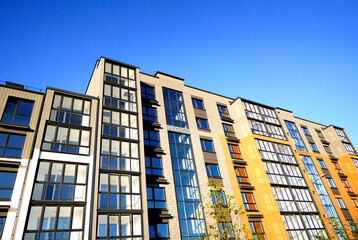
0 132 25 158
147 186 167 209
200 139 214 152
104 61 136 89
140 83 155 100
142 106 157 122
144 130 160 147
222 123 236 138
301 127 310 136
145 156 163 176
0 170 17 200
196 117 209 130
103 84 137 112
1 97 34 126
217 105 230 118
205 163 220 178
192 98 204 110
102 110 138 140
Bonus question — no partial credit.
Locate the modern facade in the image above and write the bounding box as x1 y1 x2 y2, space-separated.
0 56 357 240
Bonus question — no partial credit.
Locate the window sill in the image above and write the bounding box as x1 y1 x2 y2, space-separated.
0 122 33 132
193 107 206 111
197 127 210 132
202 150 216 154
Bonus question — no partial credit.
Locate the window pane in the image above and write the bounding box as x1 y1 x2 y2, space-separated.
72 207 84 229
121 216 131 236
63 164 75 183
57 207 71 229
77 165 87 184
133 215 142 235
27 206 42 230
42 207 57 230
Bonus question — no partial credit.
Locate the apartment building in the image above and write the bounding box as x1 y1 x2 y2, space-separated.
0 56 357 240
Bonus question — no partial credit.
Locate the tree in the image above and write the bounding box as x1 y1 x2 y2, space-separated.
198 179 252 240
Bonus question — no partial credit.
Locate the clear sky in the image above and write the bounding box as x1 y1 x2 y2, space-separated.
1 1 357 147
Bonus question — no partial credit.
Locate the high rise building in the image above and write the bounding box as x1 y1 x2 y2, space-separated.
0 56 357 240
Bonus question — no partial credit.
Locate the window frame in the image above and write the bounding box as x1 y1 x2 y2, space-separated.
235 167 250 184
342 179 353 193
1 97 34 126
142 106 157 122
309 142 319 152
317 159 327 169
147 186 167 209
200 139 214 152
242 192 258 211
145 156 163 176
140 83 155 100
217 105 230 118
301 127 310 136
0 169 17 200
326 178 337 189
228 144 242 159
222 123 236 138
144 130 160 147
205 163 221 178
191 98 204 110
0 132 25 158
196 117 209 130
336 198 347 209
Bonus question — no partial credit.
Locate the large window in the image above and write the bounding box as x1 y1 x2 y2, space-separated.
25 205 85 240
235 167 249 184
104 62 136 88
0 132 25 158
324 145 333 157
317 159 327 169
103 84 137 112
343 143 356 155
168 132 205 239
228 144 241 159
200 139 214 152
196 117 209 130
242 192 257 211
97 214 142 239
192 98 204 110
0 170 16 200
100 139 139 172
147 187 166 209
142 106 157 122
149 223 169 239
352 199 358 212
285 121 306 151
102 110 138 140
352 158 358 169
333 162 343 174
271 187 296 212
32 161 88 202
42 125 90 155
222 123 236 137
144 130 160 147
249 221 266 240
205 163 220 177
145 157 163 176
98 173 141 210
163 89 187 128
141 83 155 100
50 95 90 127
217 105 230 118
1 97 34 126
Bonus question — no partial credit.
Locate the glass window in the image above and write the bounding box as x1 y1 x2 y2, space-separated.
211 190 227 205
32 161 87 202
285 121 307 151
222 123 236 137
335 128 349 142
1 98 34 126
217 222 234 239
326 178 337 188
217 105 230 118
98 173 141 210
336 198 347 209
192 98 204 109
163 89 187 128
333 162 343 174
149 223 169 239
301 127 310 136
309 142 319 152
242 192 257 211
316 130 325 139
0 132 25 158
104 62 136 88
147 187 166 209
24 206 84 238
0 216 5 238
102 110 138 140
0 171 16 200
196 118 209 130
145 157 163 176
50 94 91 127
144 130 160 147
249 221 266 240
352 158 358 169
317 159 327 169
235 167 249 184
142 106 157 122
42 125 90 155
228 144 241 159
205 163 220 177
324 145 334 157
200 139 214 152
352 199 358 212
141 83 155 100
103 84 137 112
342 179 353 193
97 214 141 238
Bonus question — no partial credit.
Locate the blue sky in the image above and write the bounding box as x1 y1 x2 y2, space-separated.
1 1 357 147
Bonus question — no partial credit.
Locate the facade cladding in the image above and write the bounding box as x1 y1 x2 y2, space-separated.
0 57 357 240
